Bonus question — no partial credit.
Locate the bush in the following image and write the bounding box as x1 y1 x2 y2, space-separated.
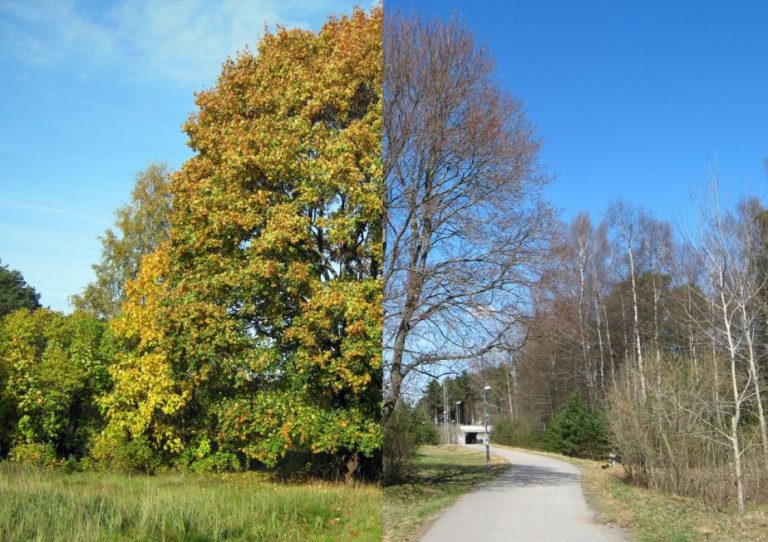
273 449 380 482
412 414 440 446
91 435 162 474
9 443 60 467
382 402 440 484
0 309 116 462
0 391 12 458
190 452 242 474
606 359 768 505
493 416 545 449
63 455 80 473
544 393 608 459
383 404 418 484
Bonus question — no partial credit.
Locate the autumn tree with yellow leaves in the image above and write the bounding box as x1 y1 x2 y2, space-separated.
96 7 382 479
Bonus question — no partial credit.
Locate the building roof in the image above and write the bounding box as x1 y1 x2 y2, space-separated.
459 425 493 432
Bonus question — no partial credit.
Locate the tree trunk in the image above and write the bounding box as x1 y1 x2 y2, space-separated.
594 295 606 393
721 288 745 514
344 453 360 485
600 295 616 388
740 303 768 468
627 243 646 399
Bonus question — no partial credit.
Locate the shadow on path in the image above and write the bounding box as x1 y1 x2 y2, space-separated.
484 463 580 491
409 462 506 486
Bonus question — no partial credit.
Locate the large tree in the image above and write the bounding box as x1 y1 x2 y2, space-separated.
71 163 171 320
0 261 40 318
383 15 551 422
98 8 382 479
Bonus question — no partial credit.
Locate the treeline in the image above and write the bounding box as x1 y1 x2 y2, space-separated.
0 7 382 481
528 193 768 512
0 309 114 466
414 371 608 459
434 187 768 512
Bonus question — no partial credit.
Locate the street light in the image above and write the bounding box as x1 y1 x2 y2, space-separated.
455 401 462 446
483 385 491 472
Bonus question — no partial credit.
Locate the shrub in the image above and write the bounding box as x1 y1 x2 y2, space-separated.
382 402 441 484
412 414 440 446
0 309 115 462
493 416 545 449
544 393 608 459
383 404 418 484
92 435 162 474
190 452 242 474
9 443 60 467
63 456 80 473
606 359 768 505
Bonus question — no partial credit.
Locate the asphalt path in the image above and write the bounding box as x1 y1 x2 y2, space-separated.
420 445 626 542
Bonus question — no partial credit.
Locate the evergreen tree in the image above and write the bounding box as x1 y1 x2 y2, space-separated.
0 261 40 318
544 393 608 459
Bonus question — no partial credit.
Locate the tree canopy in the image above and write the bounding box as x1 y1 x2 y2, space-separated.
98 7 383 477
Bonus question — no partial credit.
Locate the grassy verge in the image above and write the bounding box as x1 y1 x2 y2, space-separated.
383 445 508 542
494 445 768 542
0 462 381 541
577 457 768 542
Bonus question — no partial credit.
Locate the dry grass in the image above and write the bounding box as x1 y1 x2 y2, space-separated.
578 457 768 542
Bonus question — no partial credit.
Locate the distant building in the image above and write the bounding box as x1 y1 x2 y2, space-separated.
458 424 493 445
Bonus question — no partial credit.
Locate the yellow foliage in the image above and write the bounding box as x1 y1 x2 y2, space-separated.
98 6 382 466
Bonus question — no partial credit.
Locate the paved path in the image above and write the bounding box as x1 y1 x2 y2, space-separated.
420 445 625 542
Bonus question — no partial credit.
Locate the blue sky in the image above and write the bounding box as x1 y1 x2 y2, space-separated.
390 0 768 226
0 0 363 311
3 2 767 312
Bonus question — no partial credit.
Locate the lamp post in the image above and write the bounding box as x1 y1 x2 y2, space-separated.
443 379 448 445
483 385 491 472
455 401 462 445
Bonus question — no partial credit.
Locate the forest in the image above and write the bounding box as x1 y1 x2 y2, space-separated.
401 189 768 514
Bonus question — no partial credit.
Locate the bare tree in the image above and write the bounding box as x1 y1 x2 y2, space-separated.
592 220 616 389
689 180 759 514
643 217 673 371
733 199 768 469
382 14 551 422
571 214 595 397
606 201 647 399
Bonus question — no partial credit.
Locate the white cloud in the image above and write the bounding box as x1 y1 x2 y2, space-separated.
0 0 359 86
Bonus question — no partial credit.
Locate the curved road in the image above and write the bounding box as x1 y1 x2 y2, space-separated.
420 445 625 542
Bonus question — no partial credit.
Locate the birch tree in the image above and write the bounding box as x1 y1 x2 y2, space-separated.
606 201 647 399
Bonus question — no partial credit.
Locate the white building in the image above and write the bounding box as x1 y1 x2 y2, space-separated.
458 424 493 445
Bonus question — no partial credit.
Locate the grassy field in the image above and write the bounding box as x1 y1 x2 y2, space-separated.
0 463 382 542
383 446 508 542
493 444 768 542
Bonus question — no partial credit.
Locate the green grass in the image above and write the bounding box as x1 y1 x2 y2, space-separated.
383 446 508 542
0 463 381 541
